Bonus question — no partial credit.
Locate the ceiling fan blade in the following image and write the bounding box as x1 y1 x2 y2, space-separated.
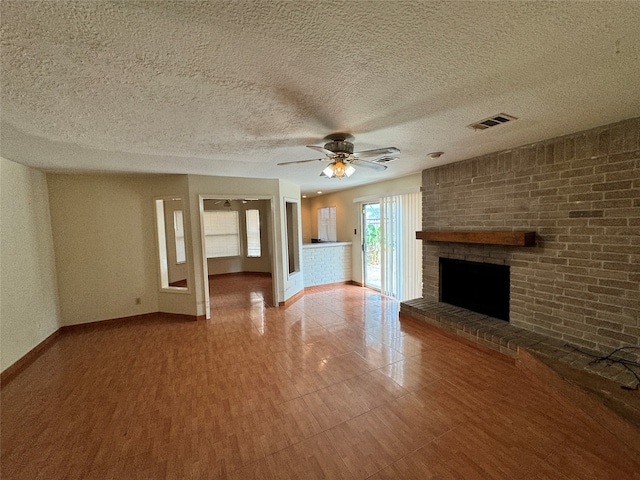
352 158 388 171
277 158 327 166
307 145 336 156
352 147 400 159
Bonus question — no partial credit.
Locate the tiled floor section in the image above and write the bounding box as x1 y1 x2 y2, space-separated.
2 276 640 479
401 298 640 387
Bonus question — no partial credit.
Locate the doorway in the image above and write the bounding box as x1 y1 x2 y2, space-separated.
198 195 278 319
362 203 381 290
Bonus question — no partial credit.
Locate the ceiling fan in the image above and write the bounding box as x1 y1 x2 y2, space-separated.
277 134 400 178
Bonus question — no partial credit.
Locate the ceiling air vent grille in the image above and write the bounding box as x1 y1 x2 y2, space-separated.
468 113 517 131
373 156 397 164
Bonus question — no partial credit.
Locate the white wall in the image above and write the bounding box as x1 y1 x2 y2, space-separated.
1 158 60 372
279 179 304 302
47 173 163 325
304 173 422 284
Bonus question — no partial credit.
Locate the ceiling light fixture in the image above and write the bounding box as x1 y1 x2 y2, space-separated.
427 151 444 159
322 160 355 178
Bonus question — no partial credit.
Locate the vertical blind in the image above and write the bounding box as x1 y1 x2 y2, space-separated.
379 191 422 301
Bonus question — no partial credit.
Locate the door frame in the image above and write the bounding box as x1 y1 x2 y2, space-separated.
198 194 278 319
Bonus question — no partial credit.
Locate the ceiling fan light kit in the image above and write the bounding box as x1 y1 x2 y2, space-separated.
323 160 355 178
278 134 400 179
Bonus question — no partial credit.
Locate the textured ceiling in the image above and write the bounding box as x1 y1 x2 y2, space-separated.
2 1 640 195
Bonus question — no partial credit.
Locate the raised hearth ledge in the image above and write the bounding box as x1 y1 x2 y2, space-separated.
416 230 536 247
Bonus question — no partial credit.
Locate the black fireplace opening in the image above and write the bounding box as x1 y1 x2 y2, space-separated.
439 258 510 321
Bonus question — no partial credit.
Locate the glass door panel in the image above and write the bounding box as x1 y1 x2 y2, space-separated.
363 203 381 290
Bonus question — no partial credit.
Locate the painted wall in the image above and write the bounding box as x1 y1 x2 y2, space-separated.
1 158 60 372
47 173 164 325
304 173 422 284
280 179 304 301
301 199 312 244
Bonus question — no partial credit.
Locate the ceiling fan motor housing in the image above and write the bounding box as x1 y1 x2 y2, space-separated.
324 140 354 155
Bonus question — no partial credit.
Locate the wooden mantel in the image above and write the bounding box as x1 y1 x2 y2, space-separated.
416 230 536 247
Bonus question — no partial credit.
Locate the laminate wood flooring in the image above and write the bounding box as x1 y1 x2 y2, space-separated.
2 275 639 479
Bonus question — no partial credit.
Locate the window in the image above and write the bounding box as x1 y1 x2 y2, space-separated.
318 206 336 241
203 210 240 258
173 210 186 264
245 209 261 257
154 197 188 291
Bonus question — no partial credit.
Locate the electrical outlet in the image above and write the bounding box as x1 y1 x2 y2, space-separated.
135 297 141 305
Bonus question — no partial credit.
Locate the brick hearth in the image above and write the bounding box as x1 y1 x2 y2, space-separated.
400 298 638 387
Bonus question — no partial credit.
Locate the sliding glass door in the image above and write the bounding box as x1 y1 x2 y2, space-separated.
363 203 381 290
362 192 422 300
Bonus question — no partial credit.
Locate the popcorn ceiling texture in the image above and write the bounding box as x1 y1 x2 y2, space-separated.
1 1 640 194
421 117 640 354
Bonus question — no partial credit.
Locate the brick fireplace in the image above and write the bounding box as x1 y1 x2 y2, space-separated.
418 117 639 355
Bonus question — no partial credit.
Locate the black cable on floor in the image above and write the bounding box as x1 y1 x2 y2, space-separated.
571 346 640 391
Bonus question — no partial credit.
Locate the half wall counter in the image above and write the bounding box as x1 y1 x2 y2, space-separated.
302 242 352 287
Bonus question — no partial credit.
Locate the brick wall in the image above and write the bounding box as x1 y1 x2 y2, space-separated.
421 117 640 353
303 243 352 287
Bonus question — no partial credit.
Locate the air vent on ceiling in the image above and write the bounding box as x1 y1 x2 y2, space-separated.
373 156 397 164
467 113 517 131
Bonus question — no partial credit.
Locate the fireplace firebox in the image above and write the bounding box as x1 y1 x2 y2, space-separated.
439 258 510 321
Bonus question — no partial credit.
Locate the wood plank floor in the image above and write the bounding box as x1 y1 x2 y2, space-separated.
2 274 639 479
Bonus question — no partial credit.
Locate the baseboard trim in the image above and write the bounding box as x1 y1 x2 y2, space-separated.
349 280 364 287
1 329 60 387
60 312 160 333
305 281 354 290
2 311 201 387
279 281 358 306
61 312 202 333
158 312 203 322
279 288 305 307
209 271 272 278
